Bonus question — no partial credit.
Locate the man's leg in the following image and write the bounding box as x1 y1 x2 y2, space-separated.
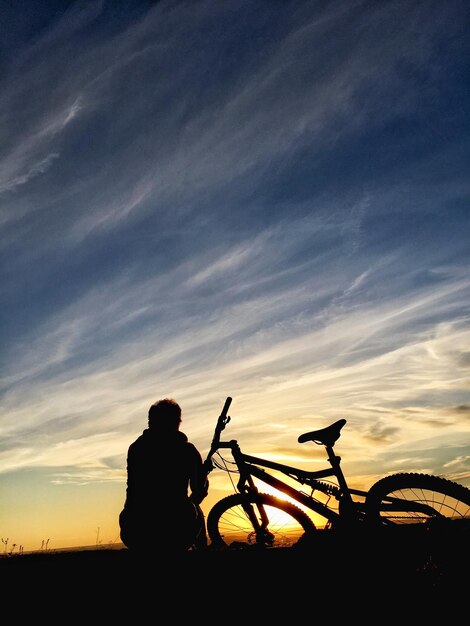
194 503 208 550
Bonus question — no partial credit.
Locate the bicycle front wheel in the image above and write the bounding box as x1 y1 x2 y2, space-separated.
207 492 316 548
366 473 470 526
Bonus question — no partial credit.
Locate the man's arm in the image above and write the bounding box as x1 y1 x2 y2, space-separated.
189 446 209 504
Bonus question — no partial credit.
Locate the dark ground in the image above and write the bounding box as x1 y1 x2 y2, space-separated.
3 526 467 615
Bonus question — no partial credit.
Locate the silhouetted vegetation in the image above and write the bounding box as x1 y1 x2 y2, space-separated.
3 525 467 589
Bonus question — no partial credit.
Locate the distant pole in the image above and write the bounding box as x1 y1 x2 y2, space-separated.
96 526 100 546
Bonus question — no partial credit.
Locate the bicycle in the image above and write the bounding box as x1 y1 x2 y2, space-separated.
203 397 470 549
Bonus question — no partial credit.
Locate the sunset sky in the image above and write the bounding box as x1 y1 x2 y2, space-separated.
1 0 469 552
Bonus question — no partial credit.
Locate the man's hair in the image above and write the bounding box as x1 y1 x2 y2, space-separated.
148 398 182 430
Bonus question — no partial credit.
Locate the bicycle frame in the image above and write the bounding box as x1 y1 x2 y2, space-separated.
216 439 369 528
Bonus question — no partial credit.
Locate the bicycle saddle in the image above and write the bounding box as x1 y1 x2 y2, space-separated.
298 418 347 447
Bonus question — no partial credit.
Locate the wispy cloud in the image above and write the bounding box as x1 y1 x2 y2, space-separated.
0 152 60 195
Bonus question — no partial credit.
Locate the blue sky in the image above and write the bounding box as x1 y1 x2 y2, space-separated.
1 0 469 550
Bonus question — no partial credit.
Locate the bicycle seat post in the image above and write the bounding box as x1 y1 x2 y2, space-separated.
326 444 353 505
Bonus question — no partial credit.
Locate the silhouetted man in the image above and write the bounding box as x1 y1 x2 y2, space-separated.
119 398 208 553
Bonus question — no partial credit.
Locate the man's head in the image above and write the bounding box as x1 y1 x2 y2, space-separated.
148 398 182 431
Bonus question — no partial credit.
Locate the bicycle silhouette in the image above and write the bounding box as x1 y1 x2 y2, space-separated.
203 397 470 548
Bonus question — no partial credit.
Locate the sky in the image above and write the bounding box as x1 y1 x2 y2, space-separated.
1 0 469 552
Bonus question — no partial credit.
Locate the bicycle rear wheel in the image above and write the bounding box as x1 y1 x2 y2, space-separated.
366 473 470 526
207 492 316 548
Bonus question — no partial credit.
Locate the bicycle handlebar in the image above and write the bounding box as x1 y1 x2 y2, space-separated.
203 396 232 473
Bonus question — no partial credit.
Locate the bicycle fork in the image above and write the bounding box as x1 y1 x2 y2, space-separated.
237 473 276 545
